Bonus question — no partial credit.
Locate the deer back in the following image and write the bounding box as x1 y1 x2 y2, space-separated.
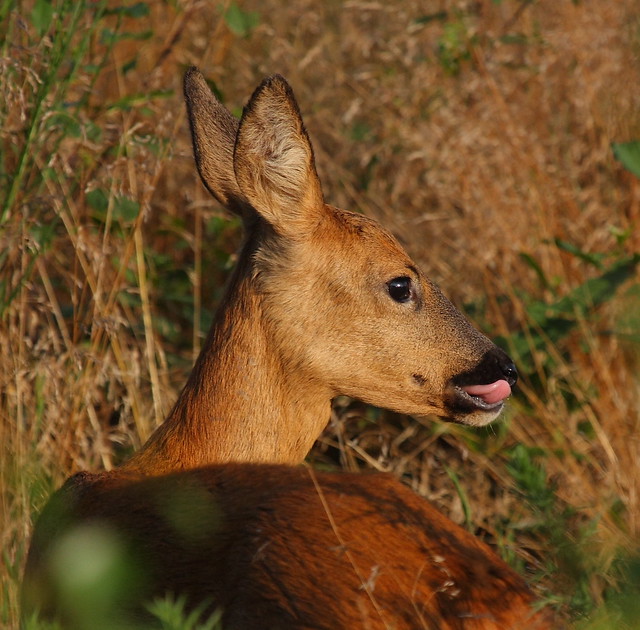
24 464 552 629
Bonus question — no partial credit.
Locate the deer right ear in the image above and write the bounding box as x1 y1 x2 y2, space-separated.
233 75 325 236
183 67 249 217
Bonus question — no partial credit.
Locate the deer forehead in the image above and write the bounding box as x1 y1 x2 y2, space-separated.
314 207 416 272
254 207 420 305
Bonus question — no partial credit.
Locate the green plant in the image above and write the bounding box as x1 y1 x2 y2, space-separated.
500 241 639 403
436 16 476 75
506 444 640 627
222 2 259 38
612 141 640 178
147 595 223 630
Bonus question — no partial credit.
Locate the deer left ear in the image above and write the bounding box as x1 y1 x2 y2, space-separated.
183 67 248 216
233 75 325 236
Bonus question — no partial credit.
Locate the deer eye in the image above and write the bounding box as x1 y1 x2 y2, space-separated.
387 276 413 303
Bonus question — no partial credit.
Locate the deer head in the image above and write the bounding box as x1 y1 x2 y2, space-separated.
127 70 517 472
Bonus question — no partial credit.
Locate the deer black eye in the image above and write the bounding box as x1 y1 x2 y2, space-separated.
387 276 413 303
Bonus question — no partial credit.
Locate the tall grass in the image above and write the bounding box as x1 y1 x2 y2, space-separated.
2 0 639 628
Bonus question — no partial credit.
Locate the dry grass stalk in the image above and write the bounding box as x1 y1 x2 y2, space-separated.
1 0 639 626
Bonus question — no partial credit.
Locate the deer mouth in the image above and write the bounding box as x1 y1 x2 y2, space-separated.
453 379 512 412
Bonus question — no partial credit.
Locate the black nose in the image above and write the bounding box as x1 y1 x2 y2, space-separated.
502 362 518 387
450 347 518 391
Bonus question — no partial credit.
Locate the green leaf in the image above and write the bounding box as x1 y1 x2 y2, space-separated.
414 11 448 24
436 20 473 75
113 196 140 222
351 121 372 142
31 0 54 37
147 593 223 630
519 251 551 290
100 28 152 46
548 254 640 319
121 56 138 74
86 189 109 214
45 111 83 138
104 2 150 18
223 2 260 38
85 121 102 143
612 141 640 179
106 90 173 112
499 33 529 45
504 253 640 369
554 238 605 269
30 222 56 251
506 444 556 513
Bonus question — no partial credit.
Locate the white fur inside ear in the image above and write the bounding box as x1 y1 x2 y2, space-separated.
234 78 323 233
249 110 311 204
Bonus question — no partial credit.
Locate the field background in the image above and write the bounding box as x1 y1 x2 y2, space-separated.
2 0 640 627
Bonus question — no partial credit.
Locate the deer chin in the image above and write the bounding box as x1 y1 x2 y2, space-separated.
443 379 512 427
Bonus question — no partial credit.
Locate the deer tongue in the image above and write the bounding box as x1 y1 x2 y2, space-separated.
461 380 511 405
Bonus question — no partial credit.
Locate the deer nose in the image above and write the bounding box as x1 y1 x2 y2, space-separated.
501 362 518 387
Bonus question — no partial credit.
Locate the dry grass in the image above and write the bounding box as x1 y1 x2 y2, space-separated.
2 0 640 627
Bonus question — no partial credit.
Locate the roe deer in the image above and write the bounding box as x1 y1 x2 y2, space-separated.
22 69 553 629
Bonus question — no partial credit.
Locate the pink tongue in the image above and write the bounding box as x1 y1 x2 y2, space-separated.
462 380 511 405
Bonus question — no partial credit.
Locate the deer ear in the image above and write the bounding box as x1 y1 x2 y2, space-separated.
183 67 250 217
233 75 325 235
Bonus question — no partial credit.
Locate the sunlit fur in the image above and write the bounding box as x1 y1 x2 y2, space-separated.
22 69 552 629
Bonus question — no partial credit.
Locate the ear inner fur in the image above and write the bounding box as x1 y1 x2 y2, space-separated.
233 75 325 235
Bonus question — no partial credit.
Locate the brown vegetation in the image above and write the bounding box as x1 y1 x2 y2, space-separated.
2 0 639 627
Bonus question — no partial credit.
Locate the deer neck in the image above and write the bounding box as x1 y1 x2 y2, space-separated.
122 253 332 476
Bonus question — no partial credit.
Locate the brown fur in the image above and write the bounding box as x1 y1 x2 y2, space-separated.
122 70 515 475
26 465 552 629
22 70 553 628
